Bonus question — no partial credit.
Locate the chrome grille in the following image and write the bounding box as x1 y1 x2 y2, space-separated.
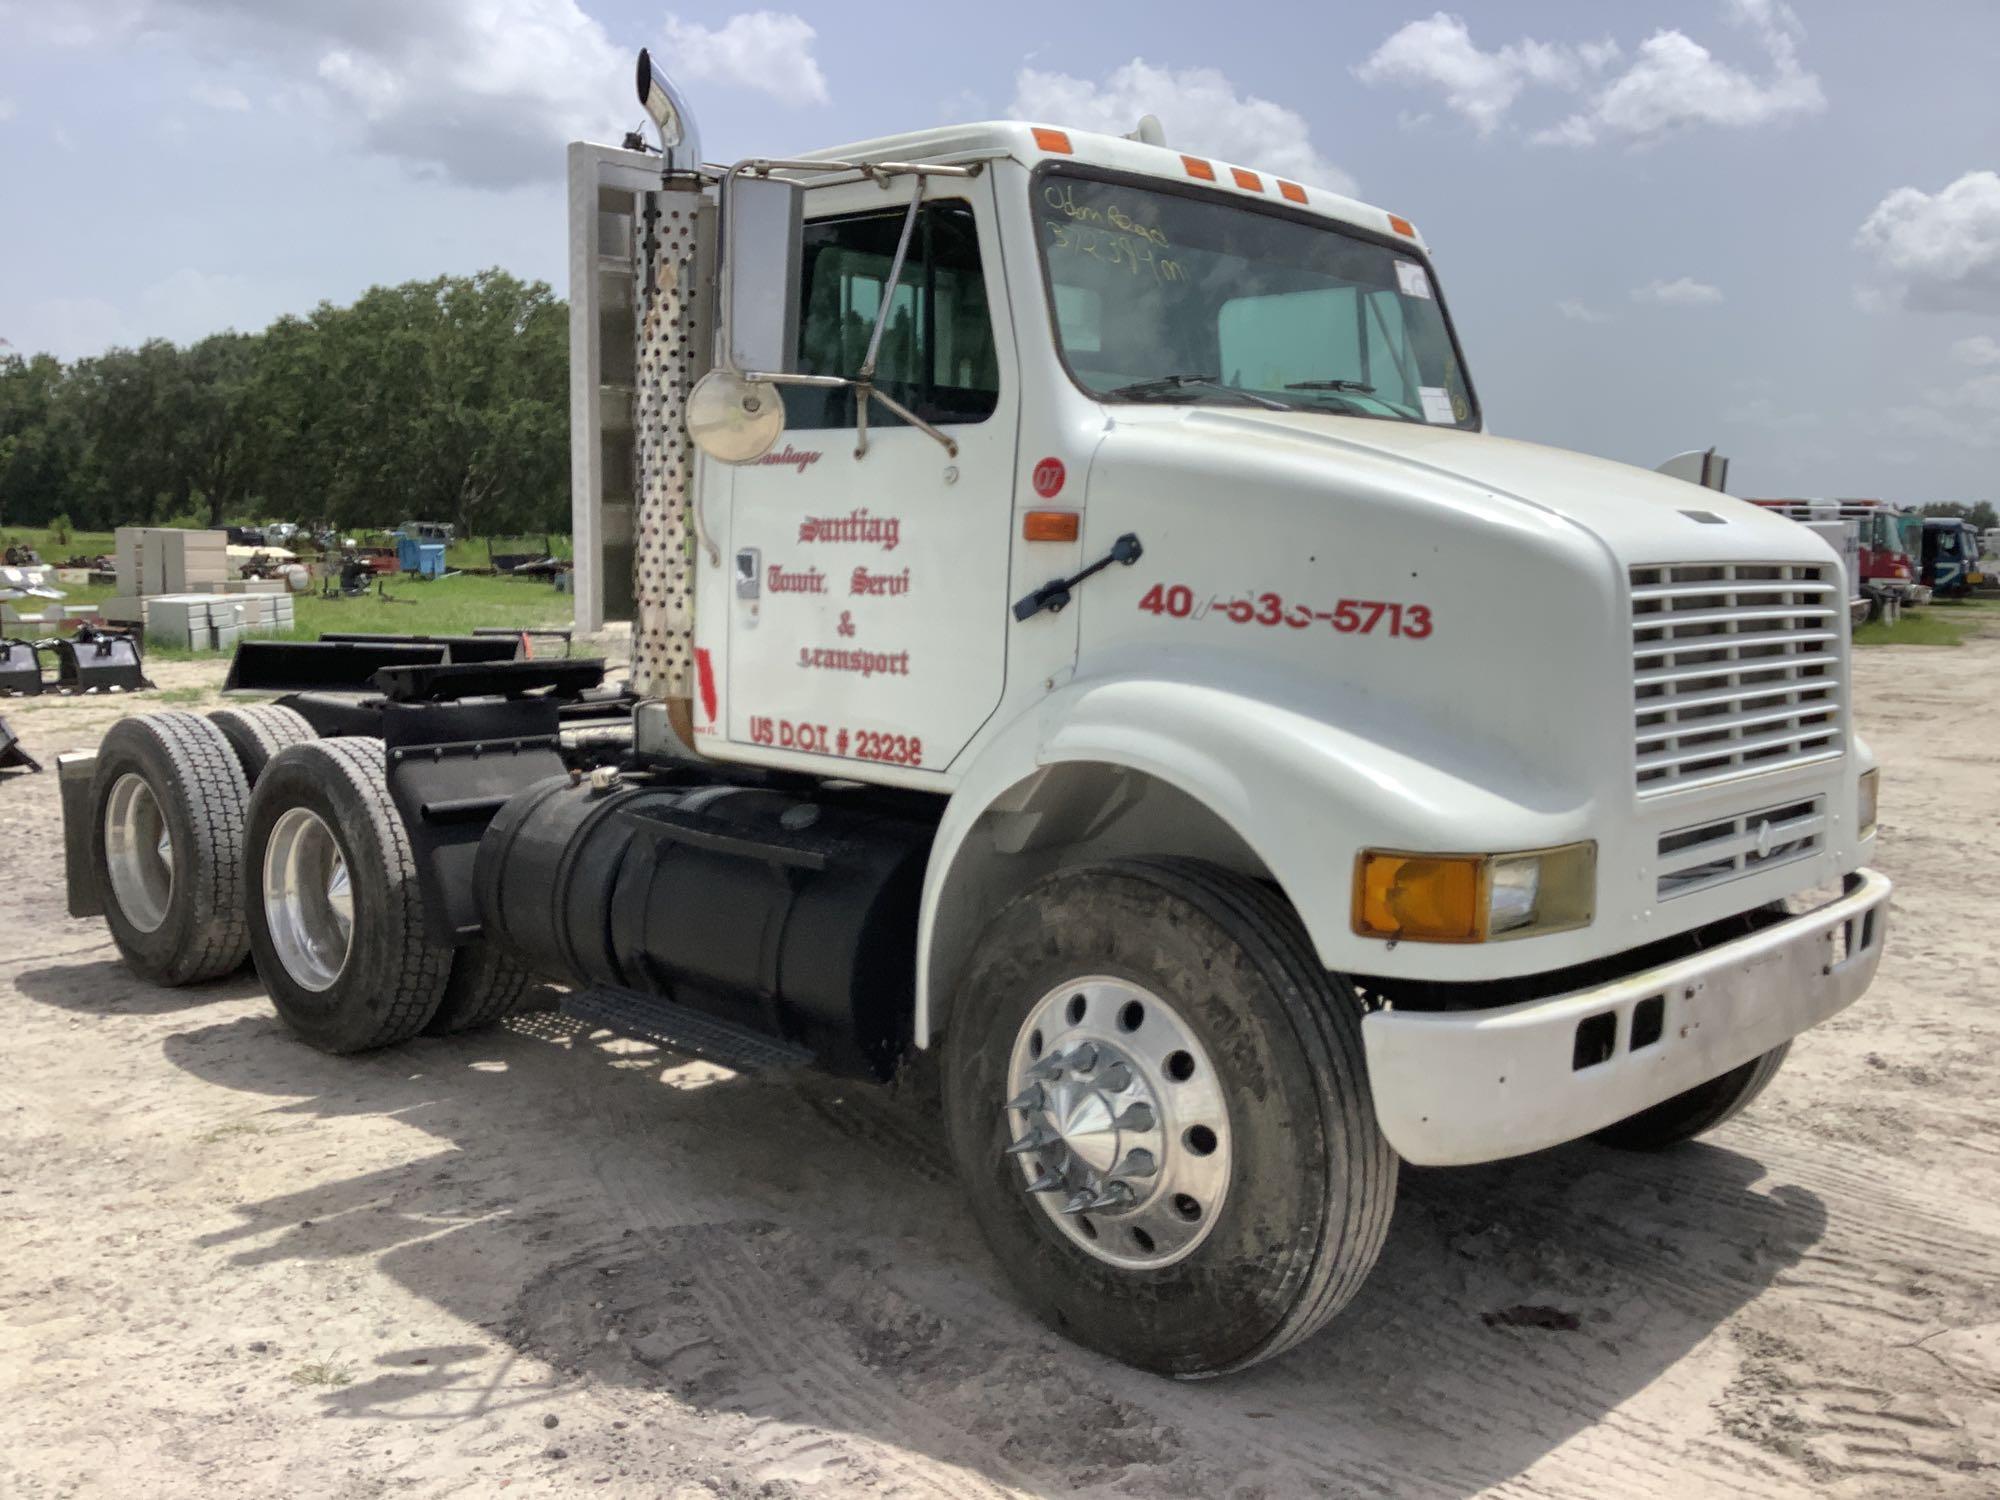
1631 562 1843 794
1656 796 1825 900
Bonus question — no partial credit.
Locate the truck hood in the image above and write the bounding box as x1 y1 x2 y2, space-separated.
1133 407 1823 564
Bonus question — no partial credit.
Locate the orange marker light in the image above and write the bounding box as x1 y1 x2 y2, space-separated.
1023 511 1081 543
1230 167 1263 192
1182 154 1216 181
1353 852 1483 943
1278 180 1308 204
1032 127 1073 155
1388 213 1417 239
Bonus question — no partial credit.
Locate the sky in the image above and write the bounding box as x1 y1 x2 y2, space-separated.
2 0 1998 502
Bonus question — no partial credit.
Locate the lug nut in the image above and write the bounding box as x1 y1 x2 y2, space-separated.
1098 1062 1132 1093
1001 1084 1045 1114
1065 1042 1099 1072
1114 1103 1155 1133
1113 1148 1157 1179
1005 1125 1057 1156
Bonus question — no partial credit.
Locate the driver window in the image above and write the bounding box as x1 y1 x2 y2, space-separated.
786 200 999 431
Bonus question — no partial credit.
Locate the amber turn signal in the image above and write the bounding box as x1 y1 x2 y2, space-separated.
1023 511 1080 543
1352 844 1595 944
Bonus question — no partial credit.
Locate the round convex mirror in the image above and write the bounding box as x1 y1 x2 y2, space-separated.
686 370 785 464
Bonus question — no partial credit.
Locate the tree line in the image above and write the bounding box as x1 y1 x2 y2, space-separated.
0 269 566 542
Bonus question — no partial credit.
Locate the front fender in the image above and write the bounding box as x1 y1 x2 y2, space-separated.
916 649 1599 1044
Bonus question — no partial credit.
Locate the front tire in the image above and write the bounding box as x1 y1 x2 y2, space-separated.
941 858 1396 1377
244 738 452 1052
1592 1044 1790 1150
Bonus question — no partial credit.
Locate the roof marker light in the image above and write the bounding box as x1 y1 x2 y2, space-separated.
1278 180 1307 204
1230 167 1263 192
1388 213 1417 238
1033 127 1073 155
1182 154 1216 181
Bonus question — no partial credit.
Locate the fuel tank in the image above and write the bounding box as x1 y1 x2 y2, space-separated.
475 774 935 1078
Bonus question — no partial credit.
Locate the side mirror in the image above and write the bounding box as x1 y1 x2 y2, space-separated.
722 173 803 376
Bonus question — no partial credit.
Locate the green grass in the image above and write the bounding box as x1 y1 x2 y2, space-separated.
4 524 572 575
34 571 574 660
151 685 208 704
1853 609 1977 647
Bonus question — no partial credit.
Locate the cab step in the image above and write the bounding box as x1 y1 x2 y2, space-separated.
561 984 813 1072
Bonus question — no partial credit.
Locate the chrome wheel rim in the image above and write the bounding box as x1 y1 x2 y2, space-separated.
1003 976 1231 1270
104 773 174 933
262 806 354 992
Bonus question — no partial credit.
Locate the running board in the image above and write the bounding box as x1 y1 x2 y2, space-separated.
562 985 814 1072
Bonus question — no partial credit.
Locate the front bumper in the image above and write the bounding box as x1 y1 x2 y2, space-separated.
1361 869 1891 1166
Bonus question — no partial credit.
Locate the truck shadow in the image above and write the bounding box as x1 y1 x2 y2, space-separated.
14 957 269 1016
160 1007 1827 1499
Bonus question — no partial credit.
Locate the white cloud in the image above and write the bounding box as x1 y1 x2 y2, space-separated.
1009 59 1355 195
1890 371 2000 450
1556 298 1612 323
0 98 17 123
1855 171 2000 313
1633 277 1724 306
1952 334 2000 367
1359 2 1823 147
8 0 631 188
190 80 249 111
1355 14 1615 137
660 11 829 107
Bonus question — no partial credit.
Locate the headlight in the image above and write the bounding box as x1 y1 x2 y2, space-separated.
1352 843 1595 943
1857 768 1879 840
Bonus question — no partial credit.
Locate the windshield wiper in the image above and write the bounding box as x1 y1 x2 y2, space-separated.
1104 374 1292 411
1284 378 1376 393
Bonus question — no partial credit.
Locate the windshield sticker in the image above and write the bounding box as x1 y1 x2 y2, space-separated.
1395 260 1433 299
1419 386 1456 425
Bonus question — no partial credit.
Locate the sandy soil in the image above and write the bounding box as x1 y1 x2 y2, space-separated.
1 627 1996 1500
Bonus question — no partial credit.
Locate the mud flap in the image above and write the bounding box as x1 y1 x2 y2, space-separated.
57 751 102 915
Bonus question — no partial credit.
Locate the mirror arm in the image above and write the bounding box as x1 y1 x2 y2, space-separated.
858 191 924 383
864 385 958 458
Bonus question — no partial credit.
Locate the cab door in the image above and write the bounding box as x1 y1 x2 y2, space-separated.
717 172 1018 781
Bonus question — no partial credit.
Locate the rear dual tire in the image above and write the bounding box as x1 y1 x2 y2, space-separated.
244 738 536 1052
90 711 251 986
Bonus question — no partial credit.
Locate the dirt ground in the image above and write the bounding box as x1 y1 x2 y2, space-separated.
1 629 1996 1500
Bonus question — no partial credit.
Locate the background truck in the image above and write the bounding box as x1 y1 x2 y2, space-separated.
1746 497 1919 619
55 50 1890 1379
1918 515 1982 598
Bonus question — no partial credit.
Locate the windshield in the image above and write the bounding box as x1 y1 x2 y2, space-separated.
1036 168 1477 428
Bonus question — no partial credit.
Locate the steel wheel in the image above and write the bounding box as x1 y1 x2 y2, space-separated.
1002 975 1231 1270
261 806 354 992
103 772 174 934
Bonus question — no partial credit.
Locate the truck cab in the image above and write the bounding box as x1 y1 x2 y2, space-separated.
62 71 1891 1379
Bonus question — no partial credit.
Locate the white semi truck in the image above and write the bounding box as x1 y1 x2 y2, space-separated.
58 52 1889 1378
